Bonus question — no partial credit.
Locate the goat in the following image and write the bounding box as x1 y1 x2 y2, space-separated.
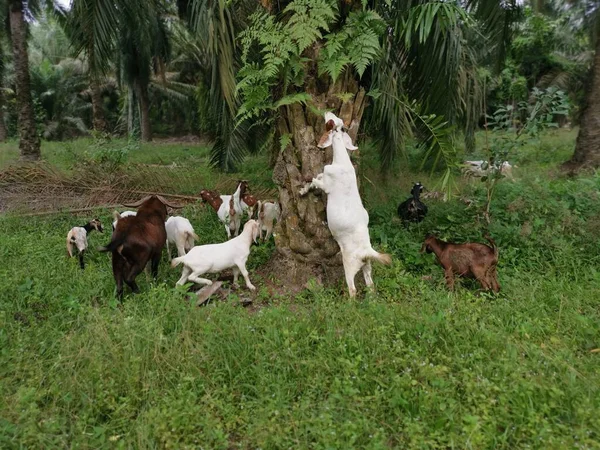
299 112 392 297
463 160 515 180
171 219 260 291
199 189 222 211
66 218 104 269
238 180 258 218
421 235 500 292
397 182 428 225
200 185 243 239
112 210 136 231
100 195 181 299
165 216 199 259
256 200 281 241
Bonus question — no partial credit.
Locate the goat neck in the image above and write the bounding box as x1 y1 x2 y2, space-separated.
423 236 446 256
331 131 353 167
82 222 95 233
237 220 257 246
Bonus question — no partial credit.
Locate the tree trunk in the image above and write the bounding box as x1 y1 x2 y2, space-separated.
90 77 107 133
9 0 40 160
0 87 7 142
272 68 367 289
135 81 152 142
565 37 600 170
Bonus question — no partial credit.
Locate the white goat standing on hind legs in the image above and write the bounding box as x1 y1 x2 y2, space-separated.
299 112 392 297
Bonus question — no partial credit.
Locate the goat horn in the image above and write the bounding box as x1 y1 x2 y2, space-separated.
156 195 183 209
122 195 152 208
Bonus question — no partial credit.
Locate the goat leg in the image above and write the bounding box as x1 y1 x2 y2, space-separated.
79 250 85 270
444 268 455 291
299 173 325 196
150 254 161 280
236 263 255 291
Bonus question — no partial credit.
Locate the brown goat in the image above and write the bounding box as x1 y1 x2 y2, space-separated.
421 235 500 292
100 195 180 299
199 189 222 212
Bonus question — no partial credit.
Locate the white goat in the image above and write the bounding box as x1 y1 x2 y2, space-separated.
112 210 137 231
217 182 244 239
171 219 260 290
463 160 515 180
165 216 199 259
299 112 392 297
66 218 104 269
256 200 281 241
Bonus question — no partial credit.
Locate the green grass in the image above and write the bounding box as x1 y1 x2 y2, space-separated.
1 130 599 448
0 138 214 171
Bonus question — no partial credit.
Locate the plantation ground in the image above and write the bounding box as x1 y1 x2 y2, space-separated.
1 130 599 448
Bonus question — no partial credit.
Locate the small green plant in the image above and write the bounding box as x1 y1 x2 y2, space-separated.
482 87 570 223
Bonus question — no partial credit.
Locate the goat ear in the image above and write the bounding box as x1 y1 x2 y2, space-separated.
342 132 357 151
123 195 152 208
318 130 333 148
156 195 183 209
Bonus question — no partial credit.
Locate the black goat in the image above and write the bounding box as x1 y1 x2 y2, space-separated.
397 182 428 225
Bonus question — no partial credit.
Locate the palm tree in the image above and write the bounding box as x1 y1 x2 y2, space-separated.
230 0 519 283
7 0 40 159
117 0 170 142
65 0 121 133
0 41 8 141
563 0 600 169
178 0 260 171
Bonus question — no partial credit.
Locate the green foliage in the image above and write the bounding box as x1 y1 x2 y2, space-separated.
319 10 385 80
237 0 384 122
1 133 600 448
482 87 571 222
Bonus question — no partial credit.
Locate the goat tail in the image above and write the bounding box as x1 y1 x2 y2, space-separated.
366 248 392 265
186 230 199 241
98 235 125 253
171 256 185 268
484 234 498 257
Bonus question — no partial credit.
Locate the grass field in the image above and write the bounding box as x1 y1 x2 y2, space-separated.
1 129 600 448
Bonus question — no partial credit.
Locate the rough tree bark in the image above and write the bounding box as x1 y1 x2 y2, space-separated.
135 81 152 142
0 87 7 142
565 37 600 170
90 78 107 133
272 63 367 288
9 0 40 160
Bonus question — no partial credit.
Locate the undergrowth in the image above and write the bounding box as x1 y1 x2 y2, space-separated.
0 129 599 448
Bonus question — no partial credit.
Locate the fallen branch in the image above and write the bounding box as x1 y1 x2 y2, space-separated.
5 204 123 217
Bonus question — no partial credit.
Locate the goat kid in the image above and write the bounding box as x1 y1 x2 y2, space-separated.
100 195 181 299
66 218 104 269
397 182 428 225
172 219 260 290
299 112 392 297
421 235 500 292
165 216 199 259
238 180 258 218
200 185 243 239
463 160 515 180
256 200 281 241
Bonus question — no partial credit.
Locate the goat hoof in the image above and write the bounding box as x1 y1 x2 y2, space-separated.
248 284 256 291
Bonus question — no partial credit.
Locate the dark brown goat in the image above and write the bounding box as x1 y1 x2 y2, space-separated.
421 235 500 292
100 195 180 299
